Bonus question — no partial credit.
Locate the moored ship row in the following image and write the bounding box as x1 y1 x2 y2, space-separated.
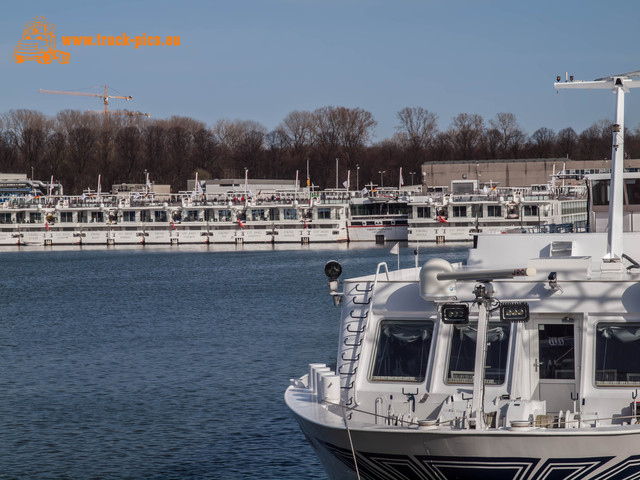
0 174 589 246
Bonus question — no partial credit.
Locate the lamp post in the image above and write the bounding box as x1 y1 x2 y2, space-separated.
378 170 385 188
356 165 360 191
410 171 416 186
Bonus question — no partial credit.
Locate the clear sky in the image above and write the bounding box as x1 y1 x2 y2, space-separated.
3 0 640 143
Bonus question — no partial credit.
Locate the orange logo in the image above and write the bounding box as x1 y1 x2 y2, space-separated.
13 16 70 65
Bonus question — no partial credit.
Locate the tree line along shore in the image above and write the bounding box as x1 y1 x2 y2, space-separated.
1 106 632 194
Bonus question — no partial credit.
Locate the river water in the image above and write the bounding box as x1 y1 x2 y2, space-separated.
0 243 468 479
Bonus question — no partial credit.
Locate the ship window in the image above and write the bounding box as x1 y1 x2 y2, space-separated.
317 208 331 219
250 209 265 221
371 320 434 382
417 206 431 218
218 209 231 222
626 179 640 205
487 205 502 217
595 323 640 386
185 210 199 221
122 211 136 222
453 206 467 217
446 323 511 385
523 205 539 216
592 179 610 206
538 323 574 379
60 212 73 223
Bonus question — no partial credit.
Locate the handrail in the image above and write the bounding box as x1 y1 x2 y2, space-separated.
352 296 371 305
354 283 373 293
338 365 357 375
343 336 363 347
374 262 390 282
341 352 360 362
346 323 366 333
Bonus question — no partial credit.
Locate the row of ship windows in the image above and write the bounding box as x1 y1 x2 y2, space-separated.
371 320 640 387
415 205 543 219
0 208 336 223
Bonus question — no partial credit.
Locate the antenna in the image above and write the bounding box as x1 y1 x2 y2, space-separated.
555 71 640 262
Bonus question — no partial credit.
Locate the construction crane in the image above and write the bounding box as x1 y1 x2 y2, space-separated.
39 84 150 117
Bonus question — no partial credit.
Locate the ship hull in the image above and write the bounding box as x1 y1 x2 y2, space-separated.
287 387 640 480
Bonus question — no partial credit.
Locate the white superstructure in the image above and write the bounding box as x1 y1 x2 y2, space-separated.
0 193 349 246
408 184 588 243
285 70 640 479
347 189 413 242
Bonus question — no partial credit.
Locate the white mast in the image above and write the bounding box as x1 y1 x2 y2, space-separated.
555 70 640 262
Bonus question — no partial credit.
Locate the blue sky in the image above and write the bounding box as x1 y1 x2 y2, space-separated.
3 0 640 142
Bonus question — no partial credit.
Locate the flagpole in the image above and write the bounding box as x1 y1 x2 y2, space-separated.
244 168 248 201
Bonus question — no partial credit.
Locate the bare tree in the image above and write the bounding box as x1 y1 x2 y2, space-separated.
449 113 484 159
265 129 288 179
141 124 166 180
236 120 266 174
395 107 438 151
45 130 67 182
4 109 51 178
54 110 98 191
312 106 377 181
116 125 142 182
530 127 556 157
489 112 526 158
279 110 315 162
482 128 501 160
191 128 218 178
337 106 377 167
577 120 611 160
431 131 453 161
555 127 578 158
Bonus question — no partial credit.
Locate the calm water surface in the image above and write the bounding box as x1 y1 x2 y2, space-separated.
0 243 468 479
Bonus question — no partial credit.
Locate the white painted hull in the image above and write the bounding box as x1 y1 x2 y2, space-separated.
0 223 348 246
287 386 640 480
347 225 408 242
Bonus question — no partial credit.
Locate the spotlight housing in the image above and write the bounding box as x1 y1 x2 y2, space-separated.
500 302 530 322
324 260 342 281
440 303 469 324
